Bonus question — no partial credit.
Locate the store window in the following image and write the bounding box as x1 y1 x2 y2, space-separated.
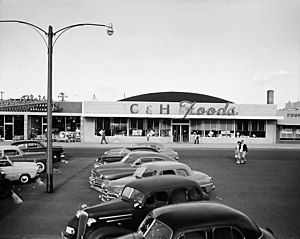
95 117 111 136
111 117 127 136
236 120 249 137
250 120 266 138
160 119 171 137
129 118 145 136
30 116 42 138
147 119 159 137
13 115 24 138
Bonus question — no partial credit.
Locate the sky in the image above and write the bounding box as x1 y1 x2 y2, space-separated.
0 0 299 109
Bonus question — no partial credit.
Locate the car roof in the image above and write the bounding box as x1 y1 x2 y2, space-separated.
125 151 176 161
0 145 21 150
11 140 42 144
124 146 159 151
151 202 262 238
138 161 189 171
126 175 199 192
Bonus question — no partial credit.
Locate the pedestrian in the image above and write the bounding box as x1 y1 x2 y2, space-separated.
235 141 241 164
100 129 108 144
240 140 248 164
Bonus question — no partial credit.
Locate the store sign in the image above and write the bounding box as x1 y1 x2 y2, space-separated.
287 113 300 117
0 94 59 112
180 101 238 118
129 101 238 118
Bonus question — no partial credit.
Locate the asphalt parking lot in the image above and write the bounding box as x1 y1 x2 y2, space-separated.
0 142 300 239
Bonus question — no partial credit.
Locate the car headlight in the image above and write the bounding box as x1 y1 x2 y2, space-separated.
65 226 75 235
87 218 96 227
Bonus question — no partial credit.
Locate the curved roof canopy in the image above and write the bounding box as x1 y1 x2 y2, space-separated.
119 91 233 103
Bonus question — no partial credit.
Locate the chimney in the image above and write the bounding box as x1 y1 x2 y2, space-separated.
267 90 274 104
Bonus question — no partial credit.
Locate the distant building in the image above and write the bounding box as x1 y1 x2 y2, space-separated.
277 100 300 142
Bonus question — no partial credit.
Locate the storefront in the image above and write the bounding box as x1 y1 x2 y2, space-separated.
82 100 281 144
277 101 300 142
0 96 82 141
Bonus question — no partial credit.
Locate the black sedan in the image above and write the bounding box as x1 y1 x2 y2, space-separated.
11 140 66 162
90 151 177 189
118 202 278 239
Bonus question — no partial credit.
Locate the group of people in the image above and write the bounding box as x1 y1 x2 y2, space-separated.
234 140 248 164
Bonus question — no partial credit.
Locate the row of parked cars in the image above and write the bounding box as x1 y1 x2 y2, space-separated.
0 140 66 198
62 142 278 239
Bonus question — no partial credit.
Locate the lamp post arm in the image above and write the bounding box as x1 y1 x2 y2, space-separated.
53 23 113 47
0 20 48 47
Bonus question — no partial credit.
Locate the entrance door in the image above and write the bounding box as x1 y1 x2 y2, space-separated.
4 125 13 140
172 125 189 142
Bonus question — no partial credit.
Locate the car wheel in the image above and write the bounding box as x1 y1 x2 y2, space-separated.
19 174 31 184
36 162 46 173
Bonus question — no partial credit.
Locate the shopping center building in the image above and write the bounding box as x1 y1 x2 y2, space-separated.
2 91 295 145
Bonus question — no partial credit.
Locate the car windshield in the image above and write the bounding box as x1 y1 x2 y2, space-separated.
121 155 137 165
121 186 145 204
138 216 172 239
134 167 156 178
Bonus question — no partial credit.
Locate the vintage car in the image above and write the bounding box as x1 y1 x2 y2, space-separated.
117 202 278 239
0 145 47 173
11 139 66 162
98 146 160 164
0 156 39 184
132 142 179 160
0 168 12 199
99 161 214 202
62 176 209 239
90 152 177 189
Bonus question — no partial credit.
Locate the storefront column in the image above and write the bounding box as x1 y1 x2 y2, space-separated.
24 115 28 140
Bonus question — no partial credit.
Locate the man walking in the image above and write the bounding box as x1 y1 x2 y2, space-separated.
100 129 108 144
240 140 248 164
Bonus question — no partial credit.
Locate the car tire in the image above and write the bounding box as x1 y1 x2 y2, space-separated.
19 174 31 184
36 162 46 173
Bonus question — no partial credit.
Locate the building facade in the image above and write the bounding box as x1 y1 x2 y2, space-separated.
0 92 287 144
277 101 300 142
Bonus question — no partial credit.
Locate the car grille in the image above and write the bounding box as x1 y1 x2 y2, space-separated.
99 189 120 202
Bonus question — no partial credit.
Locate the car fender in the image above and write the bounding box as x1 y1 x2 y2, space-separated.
85 226 132 239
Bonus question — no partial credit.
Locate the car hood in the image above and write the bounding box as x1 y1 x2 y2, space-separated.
92 167 135 180
67 198 136 229
93 162 129 171
109 176 136 188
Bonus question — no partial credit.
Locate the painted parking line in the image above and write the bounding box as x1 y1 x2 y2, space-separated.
11 189 23 204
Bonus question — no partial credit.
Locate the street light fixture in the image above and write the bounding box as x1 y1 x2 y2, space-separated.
0 20 114 193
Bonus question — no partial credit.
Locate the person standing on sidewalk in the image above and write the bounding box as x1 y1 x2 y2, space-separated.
100 129 108 144
240 140 248 164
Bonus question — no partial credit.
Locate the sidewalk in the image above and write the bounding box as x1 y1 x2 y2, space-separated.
51 141 300 150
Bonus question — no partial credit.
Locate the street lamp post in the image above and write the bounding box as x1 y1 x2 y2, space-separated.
0 20 114 193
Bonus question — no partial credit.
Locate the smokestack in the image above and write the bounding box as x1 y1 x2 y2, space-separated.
267 90 274 104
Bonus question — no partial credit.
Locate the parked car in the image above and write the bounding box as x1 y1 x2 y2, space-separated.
11 139 66 162
99 161 215 202
98 146 160 164
90 152 177 189
0 156 39 184
0 168 12 199
117 202 278 239
0 145 47 173
62 176 209 239
132 142 179 160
